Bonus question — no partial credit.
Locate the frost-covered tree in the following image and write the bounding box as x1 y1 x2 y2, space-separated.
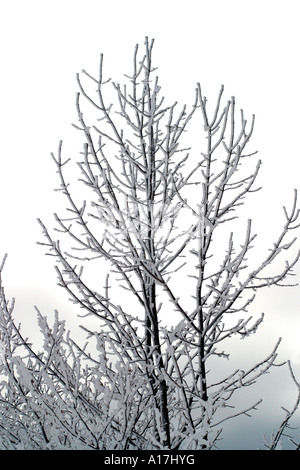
1 37 300 450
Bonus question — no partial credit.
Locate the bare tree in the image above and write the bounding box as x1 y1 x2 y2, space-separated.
0 37 300 450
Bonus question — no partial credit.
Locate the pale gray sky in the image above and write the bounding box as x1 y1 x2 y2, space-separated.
1 0 300 449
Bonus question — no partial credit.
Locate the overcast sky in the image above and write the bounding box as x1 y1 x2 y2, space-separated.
1 0 300 449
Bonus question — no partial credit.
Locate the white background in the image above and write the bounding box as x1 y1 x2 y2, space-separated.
1 0 300 449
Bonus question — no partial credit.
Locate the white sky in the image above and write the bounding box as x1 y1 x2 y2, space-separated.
1 0 300 448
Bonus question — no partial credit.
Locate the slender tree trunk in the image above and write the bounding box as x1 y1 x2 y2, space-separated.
144 169 171 446
145 278 170 447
